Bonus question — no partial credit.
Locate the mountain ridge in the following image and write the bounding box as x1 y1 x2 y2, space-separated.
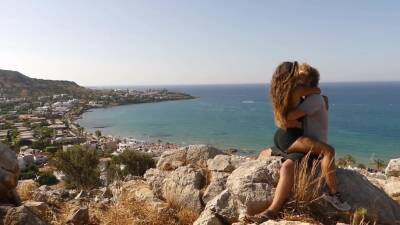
0 69 93 97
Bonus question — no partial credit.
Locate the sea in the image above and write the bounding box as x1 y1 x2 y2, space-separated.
78 82 400 165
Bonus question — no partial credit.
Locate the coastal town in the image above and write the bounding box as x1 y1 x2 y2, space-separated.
0 87 192 178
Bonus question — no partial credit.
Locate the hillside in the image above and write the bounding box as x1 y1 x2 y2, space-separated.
0 69 93 97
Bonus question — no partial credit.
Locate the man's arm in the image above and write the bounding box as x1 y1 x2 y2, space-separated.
287 94 324 121
287 108 306 121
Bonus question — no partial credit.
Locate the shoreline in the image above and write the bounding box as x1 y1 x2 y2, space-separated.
74 102 387 167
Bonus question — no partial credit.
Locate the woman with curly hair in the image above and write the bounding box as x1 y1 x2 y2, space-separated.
249 62 350 222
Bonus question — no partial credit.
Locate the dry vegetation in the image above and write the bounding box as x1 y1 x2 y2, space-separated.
16 180 38 201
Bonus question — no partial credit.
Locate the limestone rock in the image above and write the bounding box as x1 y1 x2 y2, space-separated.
260 220 314 225
257 148 272 160
310 169 400 224
156 148 187 171
156 144 225 171
144 168 168 199
384 177 400 198
202 171 230 204
226 157 282 217
207 155 235 172
192 209 224 225
121 180 168 211
67 206 89 225
3 205 48 225
186 144 225 168
203 189 239 224
162 166 206 213
385 158 400 177
23 201 49 218
0 143 20 205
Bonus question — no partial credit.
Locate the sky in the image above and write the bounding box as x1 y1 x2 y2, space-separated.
0 0 399 86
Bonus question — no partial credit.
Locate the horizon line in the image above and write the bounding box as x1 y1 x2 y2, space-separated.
85 80 400 88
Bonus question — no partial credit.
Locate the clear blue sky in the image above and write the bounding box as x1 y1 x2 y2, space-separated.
0 0 399 86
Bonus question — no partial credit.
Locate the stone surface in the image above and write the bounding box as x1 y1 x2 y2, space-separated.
2 205 48 225
162 166 206 213
23 201 48 218
156 144 225 171
226 157 282 217
260 220 314 225
144 168 168 199
67 206 89 225
207 155 235 172
385 158 400 177
202 172 230 204
384 177 400 198
120 180 168 211
186 145 225 168
257 149 272 161
310 169 400 224
0 143 20 205
194 157 282 225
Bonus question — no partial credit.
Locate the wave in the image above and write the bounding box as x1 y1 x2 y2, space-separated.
242 100 255 104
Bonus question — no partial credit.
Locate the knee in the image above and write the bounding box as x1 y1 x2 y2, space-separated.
280 160 295 174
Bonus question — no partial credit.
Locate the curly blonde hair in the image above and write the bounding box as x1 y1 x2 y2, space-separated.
270 62 317 128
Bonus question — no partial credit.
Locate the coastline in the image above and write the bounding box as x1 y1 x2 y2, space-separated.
75 100 383 167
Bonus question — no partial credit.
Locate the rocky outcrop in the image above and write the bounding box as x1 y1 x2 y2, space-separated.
383 177 400 199
195 157 283 224
162 166 206 213
0 143 20 205
202 171 230 204
385 158 400 177
226 157 282 218
67 207 89 225
156 144 225 170
310 169 400 224
0 205 48 225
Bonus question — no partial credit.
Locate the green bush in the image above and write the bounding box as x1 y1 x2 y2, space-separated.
37 172 59 186
19 164 39 180
53 145 100 189
45 146 58 154
108 149 155 181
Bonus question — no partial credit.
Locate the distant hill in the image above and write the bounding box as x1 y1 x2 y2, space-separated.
0 69 93 97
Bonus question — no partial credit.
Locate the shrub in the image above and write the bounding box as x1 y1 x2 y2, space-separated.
108 149 155 181
19 164 39 180
53 145 100 189
45 146 58 154
37 172 59 186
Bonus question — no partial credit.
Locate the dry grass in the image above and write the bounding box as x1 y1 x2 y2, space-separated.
16 179 38 201
89 182 198 225
291 153 324 209
282 153 325 223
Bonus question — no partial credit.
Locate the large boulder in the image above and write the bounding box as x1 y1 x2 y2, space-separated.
385 158 400 177
202 171 230 204
156 145 225 171
144 168 168 199
162 166 206 213
0 143 20 205
310 169 400 224
207 155 235 172
120 180 168 211
226 157 282 218
383 177 400 199
1 205 48 225
194 157 282 224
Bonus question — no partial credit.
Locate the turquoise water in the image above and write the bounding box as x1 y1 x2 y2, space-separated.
78 83 400 164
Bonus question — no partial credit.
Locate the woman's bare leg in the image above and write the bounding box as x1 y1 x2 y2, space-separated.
267 159 295 213
288 137 337 194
